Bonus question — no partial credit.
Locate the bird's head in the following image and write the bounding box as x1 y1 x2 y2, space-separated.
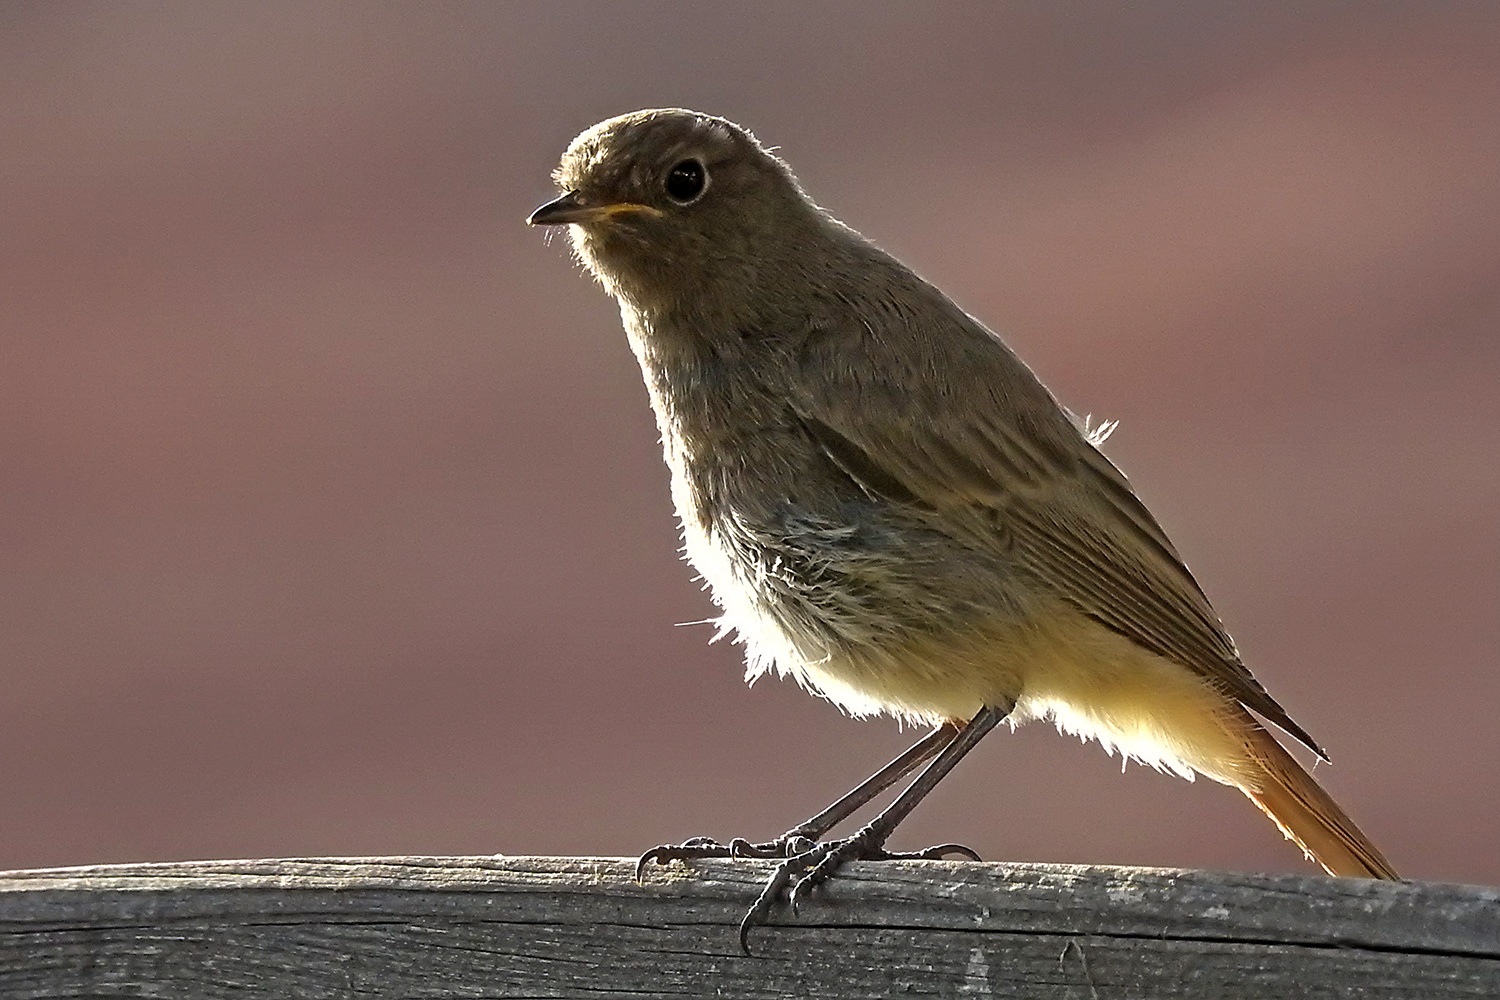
528 109 819 313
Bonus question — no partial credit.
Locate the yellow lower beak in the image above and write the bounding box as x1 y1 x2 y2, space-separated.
527 191 662 226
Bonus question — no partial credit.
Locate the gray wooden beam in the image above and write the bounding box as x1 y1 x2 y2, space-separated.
2 856 1496 997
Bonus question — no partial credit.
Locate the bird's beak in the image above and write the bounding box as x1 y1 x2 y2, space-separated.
526 191 662 226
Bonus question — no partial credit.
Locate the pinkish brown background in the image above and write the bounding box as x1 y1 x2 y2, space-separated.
2 3 1496 887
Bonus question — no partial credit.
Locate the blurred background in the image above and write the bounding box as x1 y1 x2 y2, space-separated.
2 2 1496 886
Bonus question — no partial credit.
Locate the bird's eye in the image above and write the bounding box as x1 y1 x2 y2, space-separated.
664 159 707 204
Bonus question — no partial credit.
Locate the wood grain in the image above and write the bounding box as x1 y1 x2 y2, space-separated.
2 856 1496 998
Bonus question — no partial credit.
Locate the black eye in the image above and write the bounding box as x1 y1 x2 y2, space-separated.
664 159 707 203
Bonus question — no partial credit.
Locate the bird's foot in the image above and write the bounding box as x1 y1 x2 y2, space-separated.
634 831 821 881
736 827 980 954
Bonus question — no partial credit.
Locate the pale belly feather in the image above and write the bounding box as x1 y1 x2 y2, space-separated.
677 471 1257 792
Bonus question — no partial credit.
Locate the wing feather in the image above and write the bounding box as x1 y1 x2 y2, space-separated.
790 308 1324 758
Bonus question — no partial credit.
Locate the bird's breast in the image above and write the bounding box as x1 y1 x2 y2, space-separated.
626 312 1032 721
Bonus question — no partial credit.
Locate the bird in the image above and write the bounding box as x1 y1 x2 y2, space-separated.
526 108 1399 951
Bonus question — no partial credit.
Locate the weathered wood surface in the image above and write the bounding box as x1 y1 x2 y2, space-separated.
0 856 1496 998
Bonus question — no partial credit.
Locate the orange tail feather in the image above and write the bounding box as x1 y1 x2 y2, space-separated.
1239 721 1399 880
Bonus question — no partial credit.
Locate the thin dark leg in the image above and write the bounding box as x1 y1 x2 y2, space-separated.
737 721 960 851
636 722 960 878
739 700 1013 953
831 703 1006 849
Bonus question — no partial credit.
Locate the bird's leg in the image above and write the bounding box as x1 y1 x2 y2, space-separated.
635 722 960 878
738 700 1011 954
728 721 963 858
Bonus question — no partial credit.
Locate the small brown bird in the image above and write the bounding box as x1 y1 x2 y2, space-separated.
528 109 1398 949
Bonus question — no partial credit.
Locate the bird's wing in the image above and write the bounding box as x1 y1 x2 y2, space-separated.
789 310 1323 758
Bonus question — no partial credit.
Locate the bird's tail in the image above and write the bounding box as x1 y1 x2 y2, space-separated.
1237 717 1399 880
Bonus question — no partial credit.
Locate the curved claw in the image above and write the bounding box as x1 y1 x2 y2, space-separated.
908 842 982 862
633 851 675 881
785 860 821 913
738 856 805 955
784 834 818 855
635 836 732 881
728 837 775 859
